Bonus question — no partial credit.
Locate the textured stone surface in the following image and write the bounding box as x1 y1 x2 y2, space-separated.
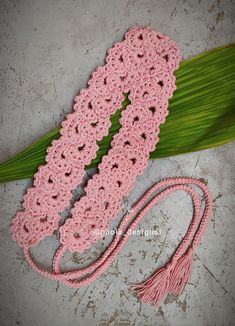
0 0 234 325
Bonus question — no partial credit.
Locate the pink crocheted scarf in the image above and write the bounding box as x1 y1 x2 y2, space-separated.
11 26 212 306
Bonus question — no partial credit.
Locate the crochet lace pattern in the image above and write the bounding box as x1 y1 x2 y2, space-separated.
11 26 212 306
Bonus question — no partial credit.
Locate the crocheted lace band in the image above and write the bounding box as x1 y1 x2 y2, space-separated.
11 26 212 306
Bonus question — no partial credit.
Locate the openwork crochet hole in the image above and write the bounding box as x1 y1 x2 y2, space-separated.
141 133 147 140
91 121 98 127
78 144 85 151
138 34 143 40
143 91 149 97
124 141 130 146
40 217 47 223
23 225 29 233
130 158 136 165
158 80 164 87
112 163 118 170
88 102 93 109
163 54 169 62
74 232 80 239
133 116 139 123
117 181 122 187
119 55 124 62
149 107 156 114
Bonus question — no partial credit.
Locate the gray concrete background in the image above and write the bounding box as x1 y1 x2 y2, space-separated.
0 0 235 325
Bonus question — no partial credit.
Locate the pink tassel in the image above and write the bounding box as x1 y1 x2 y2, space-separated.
130 248 194 306
130 265 172 306
169 248 193 295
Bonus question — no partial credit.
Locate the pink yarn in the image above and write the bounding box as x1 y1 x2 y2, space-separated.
10 26 212 306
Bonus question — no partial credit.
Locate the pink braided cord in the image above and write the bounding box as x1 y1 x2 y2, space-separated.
10 26 212 295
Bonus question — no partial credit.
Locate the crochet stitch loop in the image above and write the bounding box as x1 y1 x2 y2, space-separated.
10 26 212 306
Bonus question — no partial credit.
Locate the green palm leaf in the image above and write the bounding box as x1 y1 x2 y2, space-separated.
0 44 235 182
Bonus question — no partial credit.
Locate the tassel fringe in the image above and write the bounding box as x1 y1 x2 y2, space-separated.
130 248 194 306
130 266 172 306
169 248 193 295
